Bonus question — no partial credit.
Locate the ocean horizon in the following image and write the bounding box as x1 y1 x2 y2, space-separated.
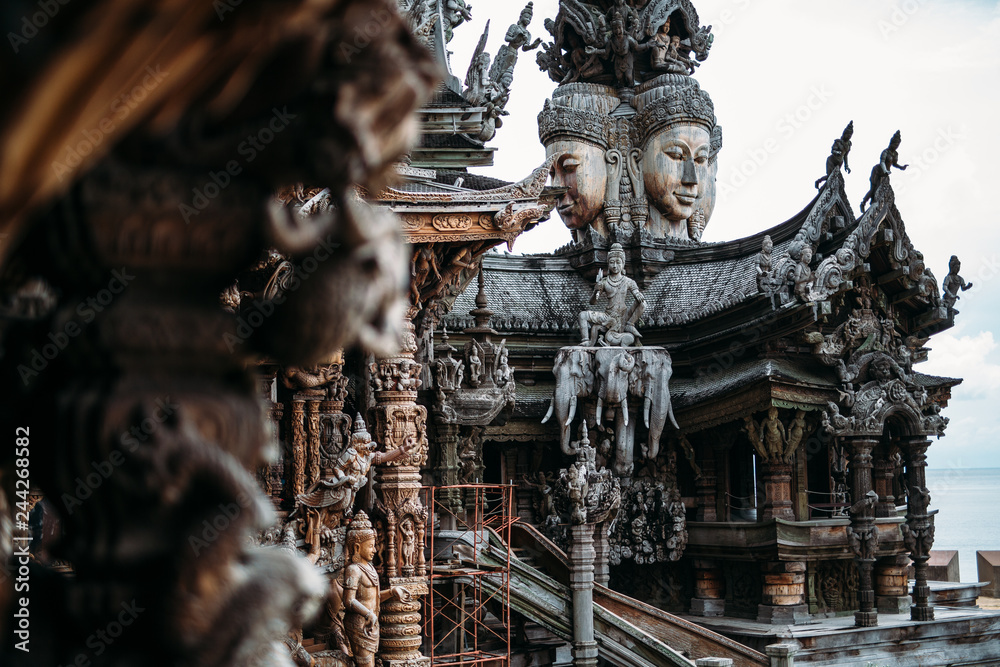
926 467 1000 586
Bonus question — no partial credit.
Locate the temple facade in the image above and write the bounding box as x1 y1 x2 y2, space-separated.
2 1 998 667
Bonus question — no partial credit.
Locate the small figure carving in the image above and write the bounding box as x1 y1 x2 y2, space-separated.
942 255 973 313
650 22 698 75
467 340 484 387
744 407 796 464
579 243 646 347
756 235 774 294
861 130 908 213
491 3 543 84
292 415 414 560
815 121 854 189
687 208 707 241
342 511 412 667
399 517 416 574
586 12 640 87
792 246 814 302
411 245 441 305
442 0 473 44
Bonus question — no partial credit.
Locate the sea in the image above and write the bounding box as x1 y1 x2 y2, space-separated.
926 467 1000 584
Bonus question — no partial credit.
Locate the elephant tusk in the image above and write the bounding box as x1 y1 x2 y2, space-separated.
566 395 578 427
596 397 603 425
622 400 629 427
542 400 554 424
644 397 652 428
668 400 679 430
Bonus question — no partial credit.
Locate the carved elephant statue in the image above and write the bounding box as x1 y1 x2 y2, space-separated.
542 347 595 455
595 348 638 477
632 348 679 461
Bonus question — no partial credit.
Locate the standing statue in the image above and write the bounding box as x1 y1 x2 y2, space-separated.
579 243 646 347
942 255 973 313
861 130 908 213
586 12 640 87
490 3 543 84
815 121 854 189
756 235 774 293
342 511 413 667
442 0 473 44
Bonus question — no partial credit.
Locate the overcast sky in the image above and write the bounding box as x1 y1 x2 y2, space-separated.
445 0 1000 470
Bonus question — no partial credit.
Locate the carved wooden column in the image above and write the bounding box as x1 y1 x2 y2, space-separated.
434 420 462 528
690 559 725 617
846 436 880 627
873 455 897 518
757 561 807 624
593 522 611 586
902 436 935 622
759 462 795 521
695 448 718 522
569 523 599 667
875 555 911 614
372 309 431 667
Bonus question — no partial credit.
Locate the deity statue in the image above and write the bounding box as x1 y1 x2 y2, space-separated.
579 243 646 347
792 246 814 302
815 121 854 189
635 78 721 240
861 130 908 213
342 511 412 667
756 235 774 293
292 415 414 559
586 12 640 87
399 517 417 573
442 0 472 44
538 84 618 240
490 2 543 84
942 255 973 313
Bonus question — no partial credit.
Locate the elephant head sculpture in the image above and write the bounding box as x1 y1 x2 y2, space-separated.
542 347 595 455
632 348 679 460
595 348 638 477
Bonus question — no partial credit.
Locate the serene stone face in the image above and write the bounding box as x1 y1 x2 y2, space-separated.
546 139 608 233
642 124 715 235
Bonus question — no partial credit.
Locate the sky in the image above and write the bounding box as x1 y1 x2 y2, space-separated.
444 0 1000 469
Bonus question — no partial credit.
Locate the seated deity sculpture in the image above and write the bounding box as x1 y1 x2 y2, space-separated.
579 243 646 347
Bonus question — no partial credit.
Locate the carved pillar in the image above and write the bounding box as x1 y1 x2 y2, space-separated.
759 462 795 521
875 555 911 614
757 561 808 624
873 456 897 519
696 449 718 522
593 522 611 586
290 399 308 503
434 420 462 529
569 524 599 667
846 436 879 627
306 399 322 488
372 309 430 667
902 436 935 622
689 559 725 617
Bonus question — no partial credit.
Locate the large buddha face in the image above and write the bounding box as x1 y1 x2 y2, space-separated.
546 139 608 232
642 124 714 228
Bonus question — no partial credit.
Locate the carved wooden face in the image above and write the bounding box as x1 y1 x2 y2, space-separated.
546 140 608 231
642 124 714 226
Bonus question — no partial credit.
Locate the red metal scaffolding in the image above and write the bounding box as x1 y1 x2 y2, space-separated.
423 485 516 667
